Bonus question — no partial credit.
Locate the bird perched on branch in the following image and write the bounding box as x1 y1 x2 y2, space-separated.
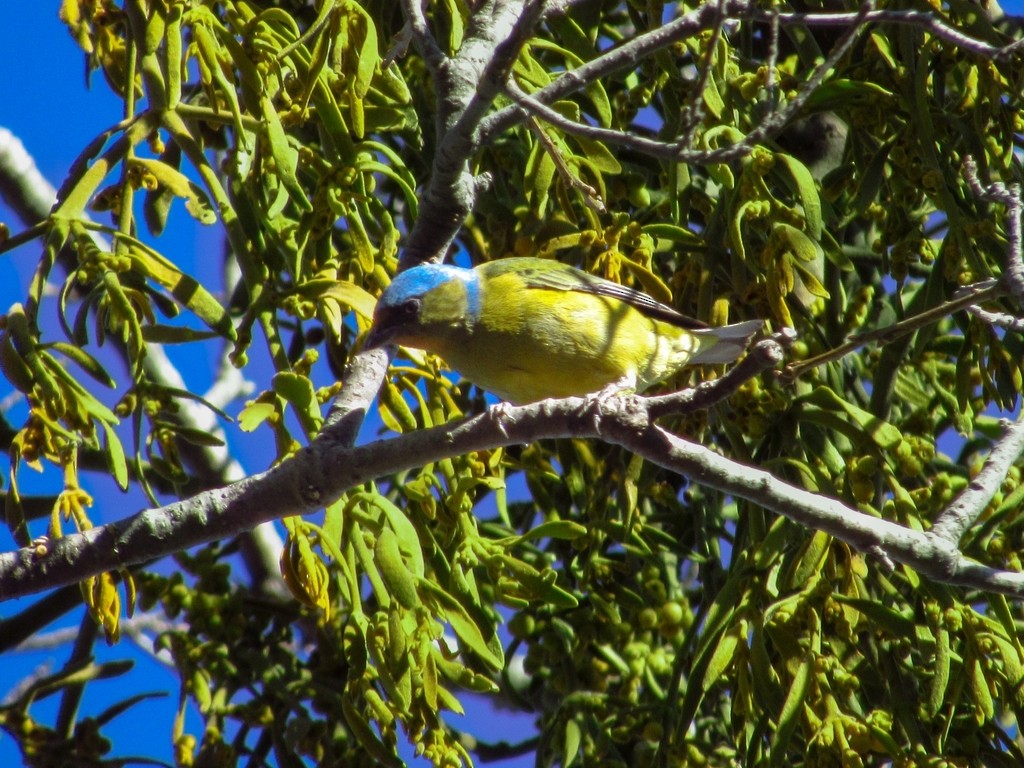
364 257 763 404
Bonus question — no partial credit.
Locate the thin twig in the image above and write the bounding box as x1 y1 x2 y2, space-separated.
645 329 793 419
962 155 1024 307
526 116 606 212
780 279 1009 382
966 305 1024 332
398 0 447 73
482 0 747 143
484 0 1019 158
498 1 874 165
676 0 728 151
769 7 1021 61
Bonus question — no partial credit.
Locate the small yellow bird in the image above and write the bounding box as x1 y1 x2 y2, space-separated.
364 258 762 404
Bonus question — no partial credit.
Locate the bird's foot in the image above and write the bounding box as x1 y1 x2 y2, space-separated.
487 400 516 438
580 378 636 433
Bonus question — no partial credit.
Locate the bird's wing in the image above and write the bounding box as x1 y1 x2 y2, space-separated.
491 258 709 331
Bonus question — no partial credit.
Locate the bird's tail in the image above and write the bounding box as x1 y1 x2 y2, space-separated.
689 320 764 364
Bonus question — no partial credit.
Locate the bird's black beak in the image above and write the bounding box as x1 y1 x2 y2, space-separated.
363 324 389 351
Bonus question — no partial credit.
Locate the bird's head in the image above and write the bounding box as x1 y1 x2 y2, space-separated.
364 263 480 352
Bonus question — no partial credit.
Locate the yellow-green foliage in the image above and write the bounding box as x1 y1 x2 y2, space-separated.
1 0 1023 766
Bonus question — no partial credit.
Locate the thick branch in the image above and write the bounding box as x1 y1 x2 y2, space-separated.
5 372 1024 601
608 420 1024 595
400 0 545 266
930 410 1024 544
0 127 59 223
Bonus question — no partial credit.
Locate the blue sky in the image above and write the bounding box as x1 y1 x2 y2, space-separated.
2 3 1023 767
0 6 538 767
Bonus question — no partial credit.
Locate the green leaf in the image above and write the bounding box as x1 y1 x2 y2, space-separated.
100 420 129 491
341 693 403 768
841 139 893 227
374 527 419 610
129 157 217 225
926 625 951 719
46 360 120 425
769 652 813 766
798 386 903 450
702 71 725 119
115 233 236 340
642 223 703 246
967 650 995 722
563 719 583 767
573 135 620 174
373 496 425 578
44 341 116 388
793 260 830 299
803 79 893 112
261 95 313 211
418 579 504 670
507 519 587 545
776 153 822 238
774 222 823 264
352 157 418 220
273 372 322 434
500 556 578 609
238 401 277 432
345 1 379 100
830 595 915 637
524 137 556 210
378 380 417 433
141 324 222 344
620 259 673 305
702 620 744 694
159 421 226 448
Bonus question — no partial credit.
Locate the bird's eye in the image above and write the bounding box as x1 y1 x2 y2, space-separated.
398 298 420 319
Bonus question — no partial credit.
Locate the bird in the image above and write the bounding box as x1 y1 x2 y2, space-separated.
364 257 763 404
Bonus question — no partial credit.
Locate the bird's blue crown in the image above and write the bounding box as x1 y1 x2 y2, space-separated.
381 263 481 317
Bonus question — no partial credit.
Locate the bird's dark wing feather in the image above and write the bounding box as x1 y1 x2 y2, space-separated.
491 258 709 331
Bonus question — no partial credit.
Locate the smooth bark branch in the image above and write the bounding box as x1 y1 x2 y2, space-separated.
502 0 871 166
5 371 1024 601
769 8 1018 61
962 156 1024 307
0 127 58 224
930 411 1024 544
399 0 537 267
398 0 446 73
613 422 1024 595
329 0 547 441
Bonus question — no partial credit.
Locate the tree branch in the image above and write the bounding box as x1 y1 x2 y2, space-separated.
781 279 1009 383
5 351 1024 601
930 410 1024 544
399 0 547 267
482 0 745 143
490 0 874 163
644 330 793 419
962 155 1024 307
482 0 1019 157
397 0 447 75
